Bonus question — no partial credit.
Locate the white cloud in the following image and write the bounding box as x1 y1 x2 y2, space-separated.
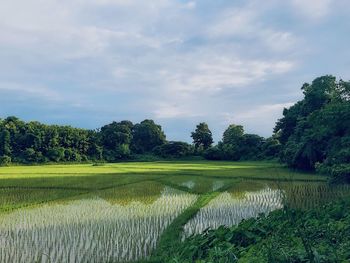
153 103 201 119
291 0 332 20
153 55 294 94
206 9 256 38
233 103 294 120
184 1 196 10
261 30 297 52
0 83 60 100
1 0 346 139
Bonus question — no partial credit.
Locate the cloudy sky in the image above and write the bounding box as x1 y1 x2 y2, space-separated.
0 0 349 142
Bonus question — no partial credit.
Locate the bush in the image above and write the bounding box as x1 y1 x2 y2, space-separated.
23 148 45 163
261 138 281 159
326 164 350 183
332 165 350 183
64 148 83 162
153 141 193 158
47 147 65 162
204 146 222 160
156 199 350 262
0 155 11 166
103 144 131 162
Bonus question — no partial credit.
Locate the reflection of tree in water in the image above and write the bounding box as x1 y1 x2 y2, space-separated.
0 187 197 263
184 187 284 237
212 180 224 191
181 180 195 189
228 180 266 199
96 181 165 205
281 183 350 210
227 180 350 210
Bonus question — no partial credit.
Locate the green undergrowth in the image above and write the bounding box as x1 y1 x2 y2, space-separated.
156 198 350 262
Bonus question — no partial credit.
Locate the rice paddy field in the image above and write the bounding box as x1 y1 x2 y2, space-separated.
0 161 349 262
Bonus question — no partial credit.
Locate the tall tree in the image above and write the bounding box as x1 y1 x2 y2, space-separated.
222 124 244 145
0 129 11 156
191 122 213 150
131 120 166 153
274 75 350 182
100 121 133 160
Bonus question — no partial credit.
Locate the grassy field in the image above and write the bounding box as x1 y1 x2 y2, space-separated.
2 161 345 262
0 161 324 213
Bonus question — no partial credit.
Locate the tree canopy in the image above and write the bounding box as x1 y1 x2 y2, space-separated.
0 117 166 164
191 122 213 150
131 119 166 153
274 75 350 182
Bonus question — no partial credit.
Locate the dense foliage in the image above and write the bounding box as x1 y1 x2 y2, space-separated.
202 75 350 182
132 120 166 154
204 125 280 161
274 76 350 182
0 117 166 164
157 199 350 262
0 116 274 165
0 117 98 164
153 141 194 158
191 123 214 151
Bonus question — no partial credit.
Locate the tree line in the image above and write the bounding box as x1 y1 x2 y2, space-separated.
203 75 349 182
0 75 349 181
0 116 279 165
0 119 167 164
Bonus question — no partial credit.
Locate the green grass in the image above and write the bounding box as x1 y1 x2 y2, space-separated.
0 161 324 212
0 161 324 185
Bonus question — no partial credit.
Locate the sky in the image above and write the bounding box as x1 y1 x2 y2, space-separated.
0 0 349 143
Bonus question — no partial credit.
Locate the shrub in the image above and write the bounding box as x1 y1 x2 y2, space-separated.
0 155 11 166
204 146 222 160
153 141 193 158
329 164 350 183
103 144 131 162
23 148 45 163
47 147 65 162
64 148 83 162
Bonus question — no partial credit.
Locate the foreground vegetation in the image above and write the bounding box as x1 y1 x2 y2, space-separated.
154 199 350 262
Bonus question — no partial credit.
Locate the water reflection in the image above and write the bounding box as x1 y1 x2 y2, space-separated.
163 175 231 193
184 187 283 237
0 185 197 263
184 181 350 237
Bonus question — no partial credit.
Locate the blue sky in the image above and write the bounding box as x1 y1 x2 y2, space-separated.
0 0 349 142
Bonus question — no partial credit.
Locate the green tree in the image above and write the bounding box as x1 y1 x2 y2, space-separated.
261 137 281 159
240 134 264 160
274 75 350 180
100 121 133 160
153 141 193 158
87 130 103 160
47 147 65 162
131 120 166 153
222 124 244 145
0 129 11 156
191 122 213 150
